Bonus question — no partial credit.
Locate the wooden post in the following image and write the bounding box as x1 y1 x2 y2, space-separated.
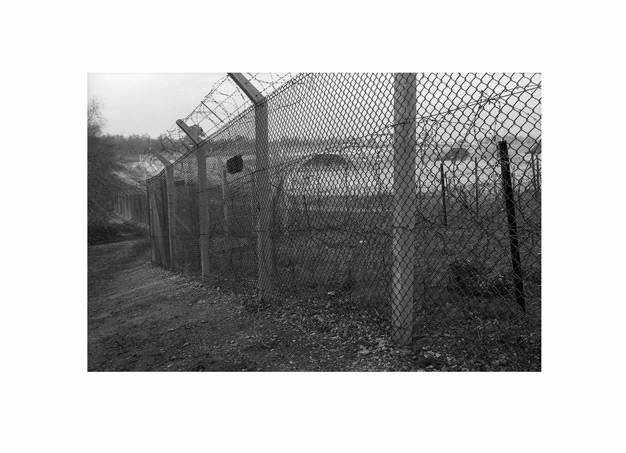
197 145 210 282
392 73 417 346
165 165 177 271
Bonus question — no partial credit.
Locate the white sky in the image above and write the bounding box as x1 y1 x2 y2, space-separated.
88 73 226 138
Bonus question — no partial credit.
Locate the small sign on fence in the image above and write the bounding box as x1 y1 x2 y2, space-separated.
227 155 244 174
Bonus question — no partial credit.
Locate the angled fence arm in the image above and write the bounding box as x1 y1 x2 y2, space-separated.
176 119 203 146
228 73 265 104
150 148 172 167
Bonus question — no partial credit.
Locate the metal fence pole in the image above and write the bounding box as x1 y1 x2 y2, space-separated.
498 140 526 312
197 145 210 282
392 73 417 346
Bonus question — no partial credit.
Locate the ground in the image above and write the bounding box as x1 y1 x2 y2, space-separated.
88 234 539 371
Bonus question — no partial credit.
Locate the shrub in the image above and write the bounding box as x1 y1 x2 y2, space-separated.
88 220 120 245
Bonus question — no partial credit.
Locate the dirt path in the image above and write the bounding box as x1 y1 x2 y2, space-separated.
89 237 248 371
89 235 536 371
88 236 421 371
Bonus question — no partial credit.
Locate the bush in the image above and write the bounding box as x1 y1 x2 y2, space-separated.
88 220 120 245
447 258 510 298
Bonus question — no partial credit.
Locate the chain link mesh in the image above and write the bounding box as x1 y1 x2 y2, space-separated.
114 188 149 224
146 73 541 356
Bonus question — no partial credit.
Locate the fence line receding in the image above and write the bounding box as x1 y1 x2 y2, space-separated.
138 72 541 350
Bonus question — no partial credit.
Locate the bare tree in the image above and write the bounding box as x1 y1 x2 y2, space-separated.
88 98 106 137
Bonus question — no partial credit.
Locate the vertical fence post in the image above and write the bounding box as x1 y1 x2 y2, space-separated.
530 150 539 194
165 165 177 271
149 185 166 265
255 101 273 301
197 145 210 282
498 140 526 312
392 73 417 346
147 186 157 264
474 157 480 216
440 161 448 227
221 168 231 237
228 73 273 302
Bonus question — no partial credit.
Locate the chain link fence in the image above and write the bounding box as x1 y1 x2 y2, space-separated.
114 188 149 224
146 73 541 358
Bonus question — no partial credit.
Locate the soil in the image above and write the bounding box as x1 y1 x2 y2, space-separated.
88 235 539 371
89 235 413 371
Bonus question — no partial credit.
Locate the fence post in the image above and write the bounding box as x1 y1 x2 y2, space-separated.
474 157 480 216
498 140 526 312
147 186 157 264
221 168 231 237
149 185 167 265
255 101 273 300
440 162 448 226
392 73 417 346
228 73 273 301
165 165 177 271
197 145 210 282
530 150 539 194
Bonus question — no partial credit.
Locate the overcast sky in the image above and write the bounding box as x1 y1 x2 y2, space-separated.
88 73 226 138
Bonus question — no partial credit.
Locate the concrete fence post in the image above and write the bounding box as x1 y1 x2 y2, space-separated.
147 186 157 264
165 165 177 271
228 73 273 301
392 73 417 346
222 168 231 237
255 101 273 301
197 145 210 281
